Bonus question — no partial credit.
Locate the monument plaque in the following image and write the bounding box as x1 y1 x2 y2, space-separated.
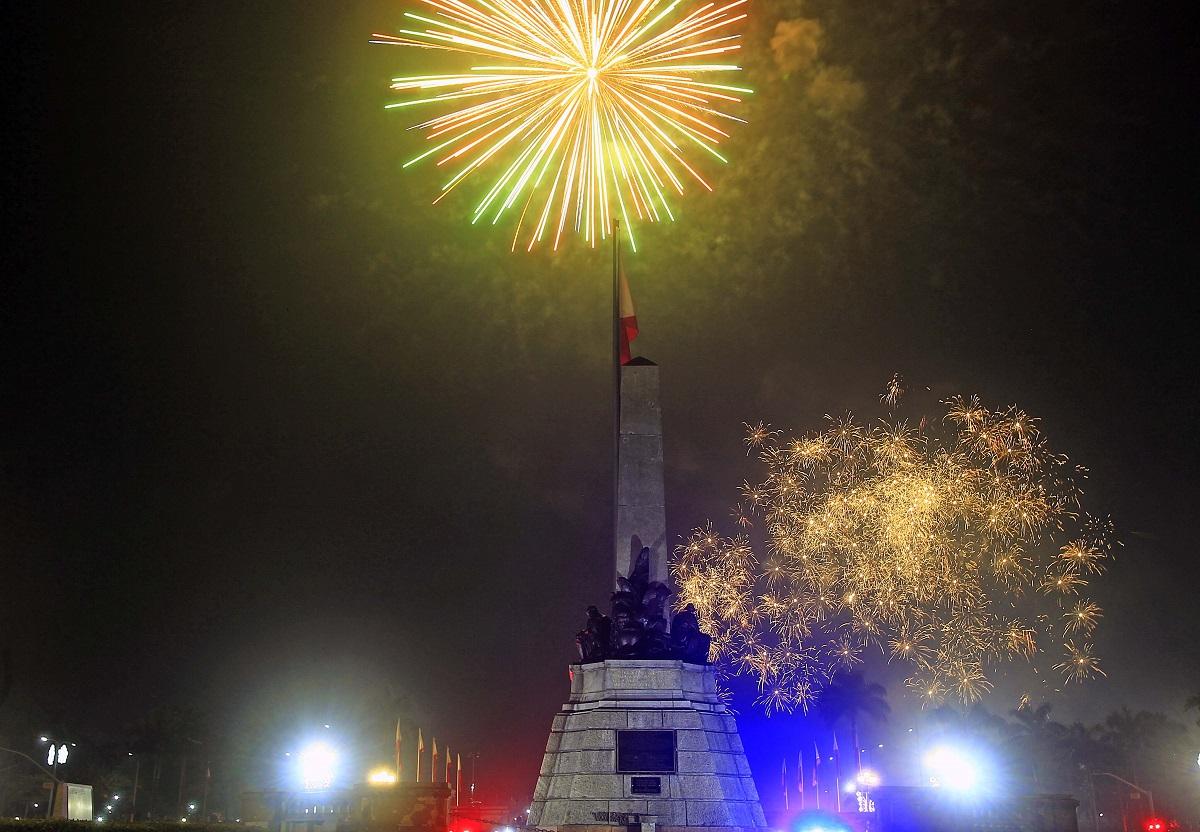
617 732 676 773
629 778 662 796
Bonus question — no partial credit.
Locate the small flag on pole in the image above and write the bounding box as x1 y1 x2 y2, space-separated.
617 246 639 365
431 738 439 782
832 734 842 812
813 741 821 810
797 750 805 811
444 745 452 786
781 757 789 811
416 729 425 782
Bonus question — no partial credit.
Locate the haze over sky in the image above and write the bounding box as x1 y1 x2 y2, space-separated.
4 0 1197 800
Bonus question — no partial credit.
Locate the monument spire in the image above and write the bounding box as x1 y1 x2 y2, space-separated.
612 226 667 588
528 226 765 832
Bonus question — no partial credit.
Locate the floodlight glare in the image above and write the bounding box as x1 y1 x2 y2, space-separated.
923 746 980 791
298 741 338 790
57 745 69 764
857 769 881 788
368 768 398 785
792 812 850 832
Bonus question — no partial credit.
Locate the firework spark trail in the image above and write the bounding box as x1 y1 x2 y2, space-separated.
373 0 748 250
673 388 1118 713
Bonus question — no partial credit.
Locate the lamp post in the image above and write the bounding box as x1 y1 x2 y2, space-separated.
468 752 480 804
1090 771 1154 830
128 752 141 822
855 768 880 812
40 737 74 817
0 743 64 818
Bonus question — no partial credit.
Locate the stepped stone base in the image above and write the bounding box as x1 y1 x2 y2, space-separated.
528 660 766 832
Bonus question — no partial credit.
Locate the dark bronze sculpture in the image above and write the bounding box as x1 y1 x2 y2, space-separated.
575 605 611 662
670 603 712 664
574 547 710 664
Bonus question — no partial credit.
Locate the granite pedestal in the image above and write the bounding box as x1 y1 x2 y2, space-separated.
528 660 766 832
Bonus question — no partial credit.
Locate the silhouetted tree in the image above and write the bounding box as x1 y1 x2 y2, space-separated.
818 673 889 773
1008 702 1065 791
1185 693 1200 729
126 705 208 819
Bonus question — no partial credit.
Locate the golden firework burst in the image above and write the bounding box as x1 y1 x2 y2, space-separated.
673 386 1116 711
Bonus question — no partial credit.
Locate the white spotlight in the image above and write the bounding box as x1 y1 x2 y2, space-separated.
922 745 980 792
298 741 338 790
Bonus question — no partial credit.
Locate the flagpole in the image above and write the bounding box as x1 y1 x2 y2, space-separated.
611 219 621 588
797 750 805 811
813 742 821 811
781 757 789 812
833 734 842 813
395 720 402 782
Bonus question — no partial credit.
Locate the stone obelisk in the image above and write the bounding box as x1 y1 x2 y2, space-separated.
527 235 766 832
528 347 767 830
615 358 667 589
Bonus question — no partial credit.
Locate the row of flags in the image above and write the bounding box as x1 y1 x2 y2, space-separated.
780 736 846 813
394 721 464 802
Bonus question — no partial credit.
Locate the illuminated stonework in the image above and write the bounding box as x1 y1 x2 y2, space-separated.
529 660 766 832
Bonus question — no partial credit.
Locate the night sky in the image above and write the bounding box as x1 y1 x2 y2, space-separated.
4 0 1198 803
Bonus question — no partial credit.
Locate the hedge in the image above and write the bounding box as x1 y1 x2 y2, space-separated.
0 822 251 832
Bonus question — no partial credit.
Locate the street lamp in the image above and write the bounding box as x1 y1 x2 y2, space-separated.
1089 771 1155 830
845 768 880 813
0 745 59 819
39 736 74 818
127 752 141 822
467 752 480 803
